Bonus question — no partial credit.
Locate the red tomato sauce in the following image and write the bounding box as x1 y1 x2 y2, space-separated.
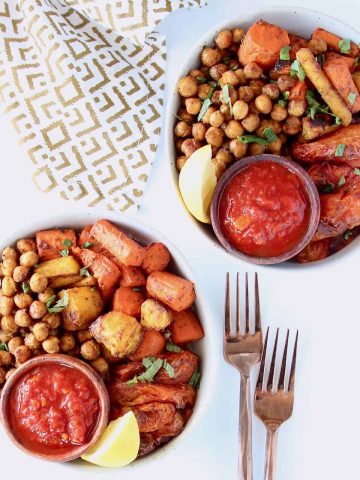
8 364 100 453
219 161 311 257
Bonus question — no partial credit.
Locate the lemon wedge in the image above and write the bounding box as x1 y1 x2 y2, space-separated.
179 144 217 223
81 412 140 468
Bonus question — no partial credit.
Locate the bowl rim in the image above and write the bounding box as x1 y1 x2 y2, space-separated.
210 154 321 264
0 353 110 462
0 210 218 469
164 4 360 269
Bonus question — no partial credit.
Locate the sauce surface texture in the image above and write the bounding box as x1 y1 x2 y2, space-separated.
219 161 310 257
8 364 99 453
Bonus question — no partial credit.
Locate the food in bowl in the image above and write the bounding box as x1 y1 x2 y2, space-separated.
0 219 204 462
174 19 360 262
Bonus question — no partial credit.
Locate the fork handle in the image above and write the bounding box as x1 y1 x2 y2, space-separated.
264 429 278 480
239 373 252 480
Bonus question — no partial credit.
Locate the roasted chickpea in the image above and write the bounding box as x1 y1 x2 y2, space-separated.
249 79 265 96
229 139 248 158
241 113 260 132
244 61 263 79
91 357 109 379
15 310 32 328
0 367 5 384
0 331 12 343
0 296 14 316
202 105 217 124
14 293 32 310
266 137 283 153
277 74 296 92
198 84 213 100
59 333 76 353
0 350 13 366
1 315 18 334
249 142 266 155
176 156 187 171
32 322 49 342
232 27 245 43
2 259 17 277
192 122 207 141
177 109 194 123
288 99 307 117
255 94 273 114
16 238 36 254
224 120 244 139
181 138 202 158
24 332 41 351
269 119 282 134
205 127 224 147
29 300 47 320
29 273 48 294
271 103 288 121
215 29 233 49
2 277 17 297
38 288 55 303
209 63 228 81
211 90 222 105
178 76 198 97
81 340 100 361
219 104 232 121
175 138 185 153
201 47 221 67
77 330 93 343
14 345 31 364
8 336 24 354
283 116 302 135
233 68 246 86
189 68 203 78
212 157 226 178
209 110 224 128
174 121 192 138
20 251 38 268
13 266 30 283
185 98 202 115
2 247 17 262
232 100 249 121
48 328 60 337
5 368 16 381
262 83 280 100
308 37 327 55
221 70 240 87
238 86 254 103
42 336 60 354
212 149 233 178
0 264 3 277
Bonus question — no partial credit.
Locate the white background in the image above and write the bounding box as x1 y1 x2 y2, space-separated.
1 0 360 479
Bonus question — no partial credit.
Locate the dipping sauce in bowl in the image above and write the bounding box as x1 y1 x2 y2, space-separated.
211 155 320 264
0 354 109 462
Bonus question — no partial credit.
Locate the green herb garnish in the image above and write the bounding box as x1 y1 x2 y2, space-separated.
335 144 346 157
196 76 208 83
222 84 233 116
82 241 95 249
46 292 69 314
60 238 72 257
162 360 175 378
208 80 218 88
323 184 335 193
197 98 212 121
127 357 169 385
334 116 342 125
189 371 201 389
237 135 268 145
80 266 91 277
278 99 287 107
0 343 9 351
344 230 353 240
223 56 231 65
354 57 359 68
263 127 278 143
339 38 351 54
21 282 30 293
290 59 306 82
338 176 346 187
354 168 360 175
282 91 290 100
279 45 291 61
316 53 325 65
166 341 181 353
348 92 357 106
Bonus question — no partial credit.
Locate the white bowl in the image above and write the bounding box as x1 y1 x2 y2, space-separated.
165 5 360 269
0 211 217 472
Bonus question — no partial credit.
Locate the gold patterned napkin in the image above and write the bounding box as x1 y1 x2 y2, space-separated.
0 0 205 212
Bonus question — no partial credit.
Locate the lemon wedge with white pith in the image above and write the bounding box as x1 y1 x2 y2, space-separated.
81 412 140 468
179 144 217 224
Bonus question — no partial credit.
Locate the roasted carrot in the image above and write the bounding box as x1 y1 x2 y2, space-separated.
75 247 121 298
323 58 360 113
324 52 355 72
238 20 290 69
119 264 146 288
36 229 77 261
142 243 170 275
169 309 204 344
146 271 195 312
288 80 308 100
353 71 360 92
112 287 144 317
289 33 307 60
91 219 145 267
128 330 166 361
312 28 359 58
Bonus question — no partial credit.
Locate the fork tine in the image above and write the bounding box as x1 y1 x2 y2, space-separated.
245 272 250 334
289 330 299 392
278 329 289 390
236 272 241 336
267 328 279 391
224 272 231 336
256 326 269 391
254 272 261 333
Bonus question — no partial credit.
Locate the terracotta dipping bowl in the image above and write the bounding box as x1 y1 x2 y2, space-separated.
210 154 321 265
0 354 110 462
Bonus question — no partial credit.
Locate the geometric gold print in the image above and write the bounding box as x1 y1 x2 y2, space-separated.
55 77 84 106
41 121 71 150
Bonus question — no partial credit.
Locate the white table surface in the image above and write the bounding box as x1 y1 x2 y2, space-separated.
1 0 360 479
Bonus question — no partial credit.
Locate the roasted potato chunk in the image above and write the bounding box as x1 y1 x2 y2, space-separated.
49 274 82 289
60 286 103 331
35 256 80 278
89 311 142 358
140 299 173 331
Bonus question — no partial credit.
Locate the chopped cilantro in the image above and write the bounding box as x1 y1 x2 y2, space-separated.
348 92 357 106
80 266 91 277
82 241 95 249
197 98 212 121
290 60 306 82
316 53 325 65
21 282 30 293
196 76 208 83
189 371 201 389
222 84 233 116
282 91 290 100
237 135 268 145
323 184 335 193
279 45 291 61
46 292 69 314
166 341 181 353
338 176 346 187
278 99 287 107
354 168 360 176
339 38 351 54
263 127 278 143
0 343 9 351
344 230 353 241
335 144 345 157
60 238 72 257
162 360 175 378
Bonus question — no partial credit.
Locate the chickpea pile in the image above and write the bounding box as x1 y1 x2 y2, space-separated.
0 240 107 387
175 27 309 177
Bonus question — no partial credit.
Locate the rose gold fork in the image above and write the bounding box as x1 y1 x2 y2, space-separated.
254 328 298 480
224 272 263 480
